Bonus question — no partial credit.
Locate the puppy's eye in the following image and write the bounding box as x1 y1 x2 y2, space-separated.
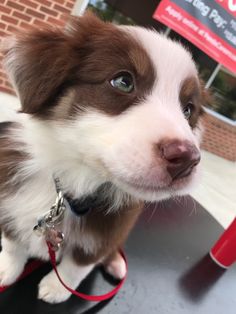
183 102 194 120
110 72 134 93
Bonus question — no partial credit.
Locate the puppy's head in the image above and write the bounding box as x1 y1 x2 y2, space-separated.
3 12 206 202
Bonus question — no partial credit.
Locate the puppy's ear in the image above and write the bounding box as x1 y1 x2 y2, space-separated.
2 11 104 114
2 29 73 114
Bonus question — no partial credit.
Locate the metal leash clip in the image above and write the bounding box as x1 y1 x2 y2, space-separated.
33 190 65 251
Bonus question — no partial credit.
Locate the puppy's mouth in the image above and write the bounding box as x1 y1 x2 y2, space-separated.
116 167 197 195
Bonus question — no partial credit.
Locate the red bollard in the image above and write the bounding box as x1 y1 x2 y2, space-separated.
210 217 236 268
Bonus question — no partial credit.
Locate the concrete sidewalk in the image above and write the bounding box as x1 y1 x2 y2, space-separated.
191 150 236 229
0 92 235 229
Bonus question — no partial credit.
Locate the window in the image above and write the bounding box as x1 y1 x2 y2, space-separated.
88 0 135 25
210 68 236 121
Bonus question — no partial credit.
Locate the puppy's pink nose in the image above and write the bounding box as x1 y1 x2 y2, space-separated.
160 140 201 180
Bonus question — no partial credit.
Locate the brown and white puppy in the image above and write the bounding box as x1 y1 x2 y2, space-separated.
0 12 204 303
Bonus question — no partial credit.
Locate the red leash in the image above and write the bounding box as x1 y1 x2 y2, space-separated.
0 243 127 301
47 242 128 301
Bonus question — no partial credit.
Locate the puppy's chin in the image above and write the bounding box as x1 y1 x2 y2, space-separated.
113 167 200 202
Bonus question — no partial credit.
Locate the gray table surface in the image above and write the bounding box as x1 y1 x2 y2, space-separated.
0 196 235 314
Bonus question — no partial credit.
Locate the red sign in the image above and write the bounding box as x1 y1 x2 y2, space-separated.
153 0 236 73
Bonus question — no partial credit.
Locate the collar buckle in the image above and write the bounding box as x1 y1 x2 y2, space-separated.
33 188 65 251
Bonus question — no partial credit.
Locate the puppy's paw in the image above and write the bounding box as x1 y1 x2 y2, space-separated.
38 271 71 304
0 251 24 286
104 252 126 280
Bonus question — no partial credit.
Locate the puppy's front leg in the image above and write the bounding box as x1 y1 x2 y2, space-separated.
38 253 94 304
0 233 28 286
103 250 127 280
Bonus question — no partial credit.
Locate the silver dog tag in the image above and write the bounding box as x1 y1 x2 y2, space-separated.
33 192 66 251
45 227 64 251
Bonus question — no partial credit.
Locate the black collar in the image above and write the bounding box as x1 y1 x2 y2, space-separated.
54 177 111 217
64 194 94 217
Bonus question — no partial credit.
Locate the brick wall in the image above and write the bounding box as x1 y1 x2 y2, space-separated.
0 0 76 94
202 110 236 162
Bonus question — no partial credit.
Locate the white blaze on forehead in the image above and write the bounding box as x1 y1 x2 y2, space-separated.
123 26 198 87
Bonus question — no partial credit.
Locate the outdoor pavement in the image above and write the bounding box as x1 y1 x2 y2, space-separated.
191 150 236 229
0 92 235 229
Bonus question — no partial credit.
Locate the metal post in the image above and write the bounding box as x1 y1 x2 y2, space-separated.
164 27 171 37
72 0 90 16
205 63 221 89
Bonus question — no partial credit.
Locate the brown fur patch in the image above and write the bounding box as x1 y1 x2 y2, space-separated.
0 122 27 193
0 122 27 238
3 11 156 117
72 201 143 265
179 77 203 128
